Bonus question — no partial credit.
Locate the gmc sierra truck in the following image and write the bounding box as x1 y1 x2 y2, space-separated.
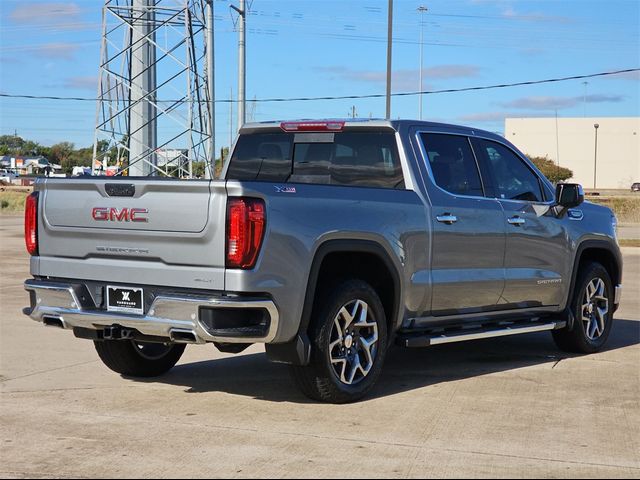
23 119 623 403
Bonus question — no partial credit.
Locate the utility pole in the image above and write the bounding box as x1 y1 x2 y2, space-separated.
205 0 215 179
593 123 599 190
350 105 358 118
229 86 234 156
129 0 157 177
231 0 246 133
555 109 561 181
385 0 393 119
417 6 428 120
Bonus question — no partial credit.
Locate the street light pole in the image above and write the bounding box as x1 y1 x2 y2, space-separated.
385 0 393 119
231 0 246 132
593 123 599 190
417 6 428 120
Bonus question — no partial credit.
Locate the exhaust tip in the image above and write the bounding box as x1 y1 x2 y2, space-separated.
43 316 65 329
169 329 198 344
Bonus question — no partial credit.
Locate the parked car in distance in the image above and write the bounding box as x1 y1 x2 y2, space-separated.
0 169 18 184
23 119 623 403
632 182 640 192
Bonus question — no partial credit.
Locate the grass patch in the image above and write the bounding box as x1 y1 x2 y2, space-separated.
0 190 29 214
588 196 640 223
619 239 640 248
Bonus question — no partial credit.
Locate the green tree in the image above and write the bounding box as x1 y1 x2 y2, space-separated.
526 155 573 184
0 134 25 153
50 142 76 174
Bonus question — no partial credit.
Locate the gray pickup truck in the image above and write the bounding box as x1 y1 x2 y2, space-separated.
23 119 623 403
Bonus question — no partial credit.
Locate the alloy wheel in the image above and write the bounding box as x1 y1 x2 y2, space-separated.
581 277 609 341
328 299 379 386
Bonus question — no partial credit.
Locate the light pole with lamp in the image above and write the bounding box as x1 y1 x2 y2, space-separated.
417 5 428 120
593 123 599 190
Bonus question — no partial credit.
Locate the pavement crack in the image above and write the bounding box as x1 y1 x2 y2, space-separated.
1 360 99 382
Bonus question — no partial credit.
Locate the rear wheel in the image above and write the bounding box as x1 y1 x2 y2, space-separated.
553 262 614 354
290 279 388 404
94 340 186 377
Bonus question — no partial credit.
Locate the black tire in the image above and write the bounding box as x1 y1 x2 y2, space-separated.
290 279 388 404
553 261 614 354
94 340 186 377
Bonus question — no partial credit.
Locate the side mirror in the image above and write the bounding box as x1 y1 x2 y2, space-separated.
555 183 584 209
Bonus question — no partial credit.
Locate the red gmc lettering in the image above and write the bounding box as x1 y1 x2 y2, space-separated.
92 207 109 221
110 208 129 222
130 208 149 223
92 208 148 223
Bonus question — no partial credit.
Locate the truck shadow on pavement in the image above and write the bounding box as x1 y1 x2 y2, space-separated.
149 318 640 403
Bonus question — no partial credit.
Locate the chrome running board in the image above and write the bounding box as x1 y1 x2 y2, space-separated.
397 320 566 348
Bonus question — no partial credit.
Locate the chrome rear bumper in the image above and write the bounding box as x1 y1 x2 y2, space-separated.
24 279 279 344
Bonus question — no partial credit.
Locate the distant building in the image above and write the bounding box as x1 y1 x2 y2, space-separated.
156 149 189 168
505 117 640 189
0 155 62 176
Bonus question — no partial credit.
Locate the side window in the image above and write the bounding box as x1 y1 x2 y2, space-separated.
420 133 483 197
291 132 404 189
472 139 544 202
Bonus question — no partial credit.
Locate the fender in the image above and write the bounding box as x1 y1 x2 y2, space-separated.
564 238 623 330
265 239 403 366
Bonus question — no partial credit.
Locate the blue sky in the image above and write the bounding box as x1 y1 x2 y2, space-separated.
0 0 638 151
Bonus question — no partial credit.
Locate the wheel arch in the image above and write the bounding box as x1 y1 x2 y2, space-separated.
566 239 622 313
266 238 403 366
304 239 403 330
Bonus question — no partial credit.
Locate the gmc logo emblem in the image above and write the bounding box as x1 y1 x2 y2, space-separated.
92 207 149 223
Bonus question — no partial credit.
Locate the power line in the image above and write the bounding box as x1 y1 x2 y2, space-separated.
0 68 638 104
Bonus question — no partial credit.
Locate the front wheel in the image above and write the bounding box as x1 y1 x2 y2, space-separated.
290 279 388 404
552 261 614 354
94 340 186 377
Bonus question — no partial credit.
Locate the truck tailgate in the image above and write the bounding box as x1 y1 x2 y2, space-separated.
36 179 227 290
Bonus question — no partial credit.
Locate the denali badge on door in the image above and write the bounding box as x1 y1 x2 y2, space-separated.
107 286 144 315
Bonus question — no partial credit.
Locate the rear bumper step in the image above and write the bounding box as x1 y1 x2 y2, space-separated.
24 279 279 345
396 320 566 348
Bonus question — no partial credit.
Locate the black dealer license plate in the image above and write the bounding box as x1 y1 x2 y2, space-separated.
106 286 144 315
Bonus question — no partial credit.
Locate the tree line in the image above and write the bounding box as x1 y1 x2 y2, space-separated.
0 135 226 177
0 135 109 175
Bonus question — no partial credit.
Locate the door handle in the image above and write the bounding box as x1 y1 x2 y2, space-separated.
508 216 526 226
436 214 458 225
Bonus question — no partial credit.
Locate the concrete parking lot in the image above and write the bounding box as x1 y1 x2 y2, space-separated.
1 214 639 478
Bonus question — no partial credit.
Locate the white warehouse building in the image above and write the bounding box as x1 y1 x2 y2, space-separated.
505 117 640 190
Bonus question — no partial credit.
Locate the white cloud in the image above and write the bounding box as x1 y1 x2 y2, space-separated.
458 111 541 123
34 43 81 60
9 3 91 31
64 76 99 91
603 70 640 82
317 65 480 91
499 94 625 110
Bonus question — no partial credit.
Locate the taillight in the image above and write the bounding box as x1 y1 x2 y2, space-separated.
226 198 266 269
25 192 39 256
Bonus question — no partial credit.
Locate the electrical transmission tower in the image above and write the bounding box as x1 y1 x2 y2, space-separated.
93 0 215 178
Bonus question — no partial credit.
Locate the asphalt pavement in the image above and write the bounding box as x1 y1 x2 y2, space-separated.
1 215 639 478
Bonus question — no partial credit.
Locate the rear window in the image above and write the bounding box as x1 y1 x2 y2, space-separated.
227 131 404 189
